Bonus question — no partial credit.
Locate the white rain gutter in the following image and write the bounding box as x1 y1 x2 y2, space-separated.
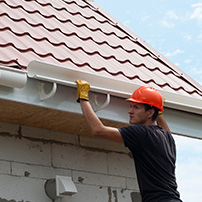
27 60 202 115
0 62 201 115
0 65 27 88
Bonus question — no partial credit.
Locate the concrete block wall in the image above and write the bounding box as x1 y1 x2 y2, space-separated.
0 121 140 202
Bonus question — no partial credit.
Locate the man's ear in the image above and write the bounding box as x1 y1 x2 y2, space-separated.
147 108 155 118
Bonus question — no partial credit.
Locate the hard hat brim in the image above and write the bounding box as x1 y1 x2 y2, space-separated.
126 98 163 112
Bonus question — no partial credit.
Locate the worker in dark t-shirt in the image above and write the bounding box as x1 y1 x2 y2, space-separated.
120 125 180 202
75 80 182 202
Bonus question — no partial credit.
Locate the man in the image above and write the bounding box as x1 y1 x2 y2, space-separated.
75 80 182 202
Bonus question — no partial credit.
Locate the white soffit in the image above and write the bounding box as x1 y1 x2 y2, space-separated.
27 60 202 115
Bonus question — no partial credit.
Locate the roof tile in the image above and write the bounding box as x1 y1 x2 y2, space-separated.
0 0 201 99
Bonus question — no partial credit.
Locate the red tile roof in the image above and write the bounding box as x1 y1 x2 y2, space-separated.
0 0 202 99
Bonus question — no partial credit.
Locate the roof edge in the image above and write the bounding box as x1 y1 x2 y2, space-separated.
27 60 202 115
85 0 202 94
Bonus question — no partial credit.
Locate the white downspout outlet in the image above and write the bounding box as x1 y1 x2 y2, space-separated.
0 66 27 88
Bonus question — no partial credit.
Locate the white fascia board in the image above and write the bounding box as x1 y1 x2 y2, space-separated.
0 65 27 88
27 60 202 115
162 92 202 115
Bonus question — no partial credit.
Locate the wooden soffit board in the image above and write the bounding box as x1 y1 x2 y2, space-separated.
0 98 128 136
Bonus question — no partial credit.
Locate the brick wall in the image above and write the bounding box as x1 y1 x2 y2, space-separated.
0 122 139 202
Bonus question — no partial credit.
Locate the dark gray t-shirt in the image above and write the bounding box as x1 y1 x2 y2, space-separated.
119 125 182 202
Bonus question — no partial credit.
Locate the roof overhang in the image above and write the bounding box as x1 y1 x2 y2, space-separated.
0 61 202 139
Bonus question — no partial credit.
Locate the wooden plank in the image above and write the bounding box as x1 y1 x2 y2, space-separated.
0 99 128 137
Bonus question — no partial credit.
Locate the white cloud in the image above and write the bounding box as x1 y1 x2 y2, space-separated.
191 7 202 20
160 10 179 28
164 49 184 57
192 3 202 8
174 62 180 67
123 20 131 27
184 59 191 63
191 3 202 22
166 10 179 19
160 20 175 28
141 15 150 21
183 33 192 40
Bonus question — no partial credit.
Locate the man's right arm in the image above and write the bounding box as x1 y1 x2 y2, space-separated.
156 114 171 133
80 100 123 143
75 80 123 143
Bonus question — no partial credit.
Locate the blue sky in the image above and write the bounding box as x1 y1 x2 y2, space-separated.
94 0 202 86
174 135 202 202
94 0 202 201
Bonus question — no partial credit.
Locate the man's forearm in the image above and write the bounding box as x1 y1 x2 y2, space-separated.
80 100 123 142
80 100 104 135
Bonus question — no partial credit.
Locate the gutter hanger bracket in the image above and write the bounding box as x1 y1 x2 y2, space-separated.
38 82 57 101
92 93 110 112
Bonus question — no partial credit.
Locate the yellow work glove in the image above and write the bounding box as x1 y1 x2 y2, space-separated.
75 80 90 103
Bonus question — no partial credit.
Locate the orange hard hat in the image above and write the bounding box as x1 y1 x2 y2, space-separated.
126 86 164 112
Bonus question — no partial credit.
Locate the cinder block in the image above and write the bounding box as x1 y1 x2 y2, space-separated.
107 187 134 202
0 136 51 166
80 135 129 153
52 143 108 174
63 183 109 202
63 184 134 202
126 177 139 191
11 162 71 179
0 122 19 136
0 175 50 202
73 170 126 189
0 161 10 175
22 125 79 145
107 152 136 178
